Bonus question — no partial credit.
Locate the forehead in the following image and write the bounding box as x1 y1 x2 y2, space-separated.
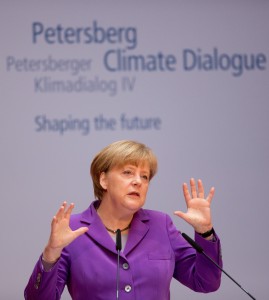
114 161 150 172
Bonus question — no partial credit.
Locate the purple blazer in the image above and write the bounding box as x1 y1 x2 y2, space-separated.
25 201 222 300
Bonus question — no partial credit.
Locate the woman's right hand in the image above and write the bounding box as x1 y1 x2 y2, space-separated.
42 202 89 263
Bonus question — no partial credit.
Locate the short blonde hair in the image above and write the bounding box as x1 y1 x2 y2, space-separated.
90 140 158 200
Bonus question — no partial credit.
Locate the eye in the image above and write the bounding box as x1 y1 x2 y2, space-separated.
123 169 133 175
141 174 149 181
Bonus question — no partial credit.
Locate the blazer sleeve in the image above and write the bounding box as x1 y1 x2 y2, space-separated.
24 254 68 300
166 215 223 293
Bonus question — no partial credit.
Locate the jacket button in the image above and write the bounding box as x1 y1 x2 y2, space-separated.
122 263 129 270
124 285 132 293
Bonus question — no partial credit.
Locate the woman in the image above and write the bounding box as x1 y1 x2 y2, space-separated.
24 140 222 300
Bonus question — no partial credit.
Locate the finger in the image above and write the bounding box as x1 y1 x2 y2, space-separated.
206 187 215 204
64 203 75 218
197 179 205 199
182 183 191 202
51 215 57 227
190 178 197 198
54 202 67 221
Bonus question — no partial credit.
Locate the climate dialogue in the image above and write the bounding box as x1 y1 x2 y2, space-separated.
104 49 177 72
183 48 267 77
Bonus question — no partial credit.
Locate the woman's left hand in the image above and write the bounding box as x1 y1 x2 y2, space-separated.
174 178 214 234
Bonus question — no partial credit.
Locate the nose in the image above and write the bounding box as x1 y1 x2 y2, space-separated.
132 174 142 185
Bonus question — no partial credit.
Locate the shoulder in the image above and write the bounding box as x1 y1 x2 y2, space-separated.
69 205 92 229
138 208 172 225
142 208 168 218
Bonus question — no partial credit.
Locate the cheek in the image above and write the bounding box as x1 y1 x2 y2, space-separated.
111 180 127 193
142 185 149 195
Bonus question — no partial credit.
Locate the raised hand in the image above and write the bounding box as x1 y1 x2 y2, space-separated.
174 178 214 234
43 202 88 263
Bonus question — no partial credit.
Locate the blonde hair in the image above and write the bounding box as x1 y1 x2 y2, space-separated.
90 140 158 200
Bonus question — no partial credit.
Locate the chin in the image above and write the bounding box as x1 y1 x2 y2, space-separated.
124 198 145 212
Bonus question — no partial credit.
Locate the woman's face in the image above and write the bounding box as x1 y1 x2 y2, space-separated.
100 162 150 213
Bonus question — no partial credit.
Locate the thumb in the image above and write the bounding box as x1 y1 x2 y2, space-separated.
73 227 89 238
174 211 189 223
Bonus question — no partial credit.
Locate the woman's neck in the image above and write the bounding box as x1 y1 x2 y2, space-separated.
96 200 133 231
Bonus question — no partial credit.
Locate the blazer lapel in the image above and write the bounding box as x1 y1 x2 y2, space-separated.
79 202 150 256
80 202 117 254
124 209 150 256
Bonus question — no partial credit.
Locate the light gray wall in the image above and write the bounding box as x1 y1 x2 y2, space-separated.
1 1 268 299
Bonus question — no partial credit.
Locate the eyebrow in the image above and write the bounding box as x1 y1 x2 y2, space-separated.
122 164 150 172
123 165 149 173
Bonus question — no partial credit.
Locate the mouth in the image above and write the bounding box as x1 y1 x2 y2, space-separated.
127 191 140 198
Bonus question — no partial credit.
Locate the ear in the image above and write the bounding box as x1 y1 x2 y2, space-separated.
99 172 108 190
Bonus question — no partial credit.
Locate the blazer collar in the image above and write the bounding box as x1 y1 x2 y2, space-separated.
79 200 150 256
